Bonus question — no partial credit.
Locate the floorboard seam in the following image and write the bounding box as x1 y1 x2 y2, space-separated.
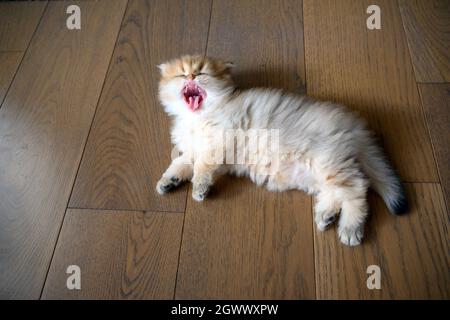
302 0 316 300
66 206 184 214
416 82 450 84
397 1 443 204
172 186 190 300
397 0 441 185
38 0 130 299
204 0 214 56
172 0 214 299
301 0 307 95
416 88 449 213
0 3 48 110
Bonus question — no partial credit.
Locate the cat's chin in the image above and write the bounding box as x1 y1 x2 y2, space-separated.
182 81 206 111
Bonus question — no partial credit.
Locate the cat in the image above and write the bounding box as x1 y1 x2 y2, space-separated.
156 54 408 246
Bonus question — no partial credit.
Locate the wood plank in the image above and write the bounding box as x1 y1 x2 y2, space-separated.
69 0 212 212
175 0 313 299
419 84 450 209
0 2 46 51
176 178 314 299
315 184 450 299
303 0 438 182
399 0 450 82
0 52 22 105
0 0 127 299
207 0 306 93
42 209 183 299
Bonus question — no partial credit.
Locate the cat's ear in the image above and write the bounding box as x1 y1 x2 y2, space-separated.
224 61 235 71
156 63 167 74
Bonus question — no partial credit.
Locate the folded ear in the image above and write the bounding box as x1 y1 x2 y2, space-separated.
157 63 167 74
224 61 235 71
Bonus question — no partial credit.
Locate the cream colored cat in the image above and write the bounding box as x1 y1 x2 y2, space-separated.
156 55 408 246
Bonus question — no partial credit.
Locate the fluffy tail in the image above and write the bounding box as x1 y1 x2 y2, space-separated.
357 133 409 215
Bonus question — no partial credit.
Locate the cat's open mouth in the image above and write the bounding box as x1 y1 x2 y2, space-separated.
183 81 206 111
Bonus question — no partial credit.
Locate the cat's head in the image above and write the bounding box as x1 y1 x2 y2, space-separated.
158 55 234 115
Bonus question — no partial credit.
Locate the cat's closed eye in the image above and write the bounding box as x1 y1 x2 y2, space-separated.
173 72 209 79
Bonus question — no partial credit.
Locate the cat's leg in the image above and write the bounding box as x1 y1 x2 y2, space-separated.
338 196 368 246
315 165 369 245
336 175 370 246
191 157 221 202
156 155 193 194
314 188 341 231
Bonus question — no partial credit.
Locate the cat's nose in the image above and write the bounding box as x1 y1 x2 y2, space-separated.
187 74 196 80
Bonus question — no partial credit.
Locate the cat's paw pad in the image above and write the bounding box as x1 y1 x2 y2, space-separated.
338 225 364 246
170 177 180 184
156 176 180 195
316 212 338 231
192 184 210 202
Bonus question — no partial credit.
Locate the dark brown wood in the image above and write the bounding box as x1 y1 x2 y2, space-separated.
304 0 448 299
69 0 212 212
42 209 184 299
0 0 446 300
175 0 313 299
0 52 22 105
0 0 127 299
176 177 315 299
207 0 306 93
314 184 449 299
303 0 438 182
419 84 450 209
399 0 450 82
0 2 46 51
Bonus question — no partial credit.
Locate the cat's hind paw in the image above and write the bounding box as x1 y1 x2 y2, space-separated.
338 225 364 246
316 213 338 231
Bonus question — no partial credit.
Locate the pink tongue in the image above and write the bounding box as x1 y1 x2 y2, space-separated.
188 96 200 111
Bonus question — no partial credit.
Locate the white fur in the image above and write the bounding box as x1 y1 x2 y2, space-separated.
157 62 405 246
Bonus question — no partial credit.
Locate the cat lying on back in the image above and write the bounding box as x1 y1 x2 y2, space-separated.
156 55 408 246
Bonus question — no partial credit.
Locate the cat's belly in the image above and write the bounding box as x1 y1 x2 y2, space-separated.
228 154 319 195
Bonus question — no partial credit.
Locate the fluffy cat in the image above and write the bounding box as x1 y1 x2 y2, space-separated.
156 55 408 246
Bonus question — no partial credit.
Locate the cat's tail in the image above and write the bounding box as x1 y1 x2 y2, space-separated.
357 131 409 215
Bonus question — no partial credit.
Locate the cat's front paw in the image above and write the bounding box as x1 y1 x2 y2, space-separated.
316 211 338 231
192 183 210 202
156 176 180 195
314 198 341 231
338 224 364 246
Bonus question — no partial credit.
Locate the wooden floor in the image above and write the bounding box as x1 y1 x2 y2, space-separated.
0 0 448 299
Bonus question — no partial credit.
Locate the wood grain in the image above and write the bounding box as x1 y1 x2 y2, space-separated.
0 52 22 105
303 0 438 182
0 2 46 51
419 84 450 209
42 209 183 299
399 0 450 82
176 177 315 299
175 0 313 299
207 0 306 93
314 184 449 299
69 0 212 212
0 1 127 299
